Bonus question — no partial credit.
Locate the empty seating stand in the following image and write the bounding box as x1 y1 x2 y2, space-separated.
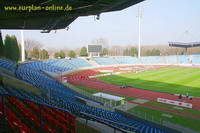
0 58 171 133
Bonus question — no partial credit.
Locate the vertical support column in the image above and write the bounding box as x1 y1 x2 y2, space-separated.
114 128 116 133
86 119 88 125
21 30 25 62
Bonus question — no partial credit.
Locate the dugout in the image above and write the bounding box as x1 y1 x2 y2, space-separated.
93 92 125 107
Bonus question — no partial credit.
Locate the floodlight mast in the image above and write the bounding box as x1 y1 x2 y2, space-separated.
21 30 25 62
137 5 142 58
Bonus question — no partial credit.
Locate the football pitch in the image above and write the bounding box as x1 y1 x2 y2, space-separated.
98 67 200 97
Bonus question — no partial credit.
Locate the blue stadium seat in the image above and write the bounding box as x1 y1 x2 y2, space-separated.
0 59 16 72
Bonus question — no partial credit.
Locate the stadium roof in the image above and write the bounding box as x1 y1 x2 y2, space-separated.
0 0 144 31
169 42 200 48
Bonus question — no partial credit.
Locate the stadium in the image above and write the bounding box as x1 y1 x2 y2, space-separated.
0 0 200 133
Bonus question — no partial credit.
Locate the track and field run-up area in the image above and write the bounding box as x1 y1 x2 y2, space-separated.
64 65 200 115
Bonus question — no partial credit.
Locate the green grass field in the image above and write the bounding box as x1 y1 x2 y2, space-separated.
128 106 200 132
98 67 200 97
73 67 200 132
147 101 200 116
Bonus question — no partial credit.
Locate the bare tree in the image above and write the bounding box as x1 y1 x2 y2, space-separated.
24 39 42 51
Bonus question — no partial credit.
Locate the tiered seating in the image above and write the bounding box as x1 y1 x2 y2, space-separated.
162 55 178 64
178 55 189 64
16 65 75 98
114 56 139 64
140 56 163 64
67 58 91 68
7 97 40 127
51 93 166 133
42 58 91 70
5 95 76 133
22 62 63 74
0 59 169 133
192 55 200 64
94 57 119 65
95 56 195 65
42 106 75 133
0 58 16 72
6 104 33 133
24 101 75 132
43 59 75 70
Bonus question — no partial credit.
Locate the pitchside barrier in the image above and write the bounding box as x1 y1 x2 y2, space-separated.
115 109 181 133
157 98 193 109
116 106 198 133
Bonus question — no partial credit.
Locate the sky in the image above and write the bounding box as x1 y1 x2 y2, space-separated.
2 0 200 50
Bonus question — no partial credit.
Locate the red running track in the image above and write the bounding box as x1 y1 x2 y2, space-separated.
64 66 200 111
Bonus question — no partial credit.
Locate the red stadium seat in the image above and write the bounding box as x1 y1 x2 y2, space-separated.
6 106 32 133
43 124 57 133
7 97 40 127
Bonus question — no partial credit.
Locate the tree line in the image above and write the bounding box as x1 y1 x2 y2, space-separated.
54 50 77 59
0 34 161 62
0 34 50 62
3 36 200 62
30 47 49 60
0 34 20 62
27 38 200 58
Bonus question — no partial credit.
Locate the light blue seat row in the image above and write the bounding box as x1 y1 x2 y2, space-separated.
114 56 139 64
43 59 75 70
43 58 91 69
192 55 200 64
67 58 91 68
95 55 196 65
22 61 64 74
94 57 119 65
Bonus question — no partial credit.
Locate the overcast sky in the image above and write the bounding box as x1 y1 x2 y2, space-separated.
2 0 200 50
